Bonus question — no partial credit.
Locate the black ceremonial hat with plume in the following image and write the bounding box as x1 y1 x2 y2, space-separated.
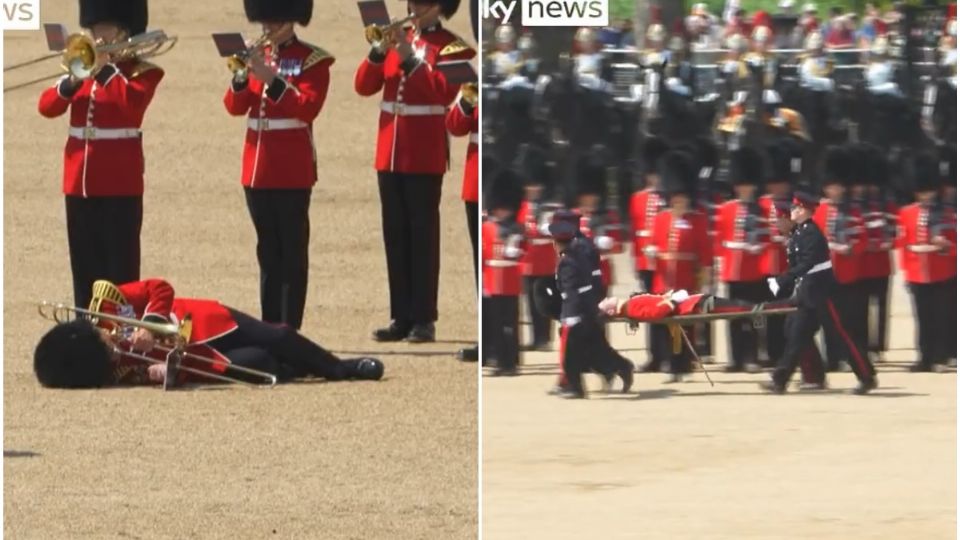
80 0 148 36
245 0 313 25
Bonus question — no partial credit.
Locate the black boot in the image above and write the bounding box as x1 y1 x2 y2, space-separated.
457 345 478 362
373 321 411 342
759 380 787 394
406 323 436 343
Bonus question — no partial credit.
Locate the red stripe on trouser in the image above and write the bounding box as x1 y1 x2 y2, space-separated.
558 325 569 387
825 299 870 378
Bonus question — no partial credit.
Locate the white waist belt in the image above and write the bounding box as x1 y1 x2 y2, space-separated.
469 133 479 144
68 127 141 140
486 260 519 268
530 239 553 246
247 118 308 131
635 230 652 238
907 244 943 253
380 101 446 116
807 261 832 274
591 269 602 276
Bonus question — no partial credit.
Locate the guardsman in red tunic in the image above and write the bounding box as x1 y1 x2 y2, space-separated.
812 146 868 372
758 139 797 367
445 74 479 361
649 151 713 380
355 0 476 343
896 153 958 372
38 0 164 309
515 145 557 350
851 144 897 363
32 279 385 389
715 147 769 372
223 0 333 331
575 156 623 300
939 144 957 364
482 169 525 375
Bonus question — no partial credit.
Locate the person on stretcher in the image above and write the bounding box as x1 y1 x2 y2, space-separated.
598 290 791 321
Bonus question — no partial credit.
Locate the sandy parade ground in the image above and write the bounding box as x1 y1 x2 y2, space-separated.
483 250 957 540
3 2 478 538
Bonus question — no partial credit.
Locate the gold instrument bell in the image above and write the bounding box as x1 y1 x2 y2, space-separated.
461 82 478 106
227 32 272 75
365 14 416 45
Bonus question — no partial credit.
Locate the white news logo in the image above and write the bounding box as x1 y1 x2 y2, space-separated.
483 0 608 27
1 0 39 30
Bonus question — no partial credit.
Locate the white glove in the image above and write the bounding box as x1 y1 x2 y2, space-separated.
598 297 619 316
504 246 522 259
767 277 780 297
596 235 614 251
670 290 690 303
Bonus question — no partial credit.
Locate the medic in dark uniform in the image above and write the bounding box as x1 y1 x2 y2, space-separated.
760 188 877 395
896 152 958 372
355 0 476 343
38 0 164 309
224 0 333 331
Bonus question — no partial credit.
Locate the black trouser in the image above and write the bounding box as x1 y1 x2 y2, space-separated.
650 324 693 375
909 281 953 368
466 202 478 287
861 276 890 355
823 282 868 371
244 188 311 330
65 195 142 309
209 308 346 382
726 280 768 369
773 298 875 386
377 172 442 325
483 295 519 370
563 319 628 394
948 278 957 360
637 270 656 368
523 276 553 347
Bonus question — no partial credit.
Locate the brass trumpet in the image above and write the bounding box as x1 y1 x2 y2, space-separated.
365 14 417 46
227 32 273 75
4 29 177 92
37 301 277 389
461 82 478 106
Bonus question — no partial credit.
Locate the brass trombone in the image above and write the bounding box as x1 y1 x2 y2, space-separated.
4 29 178 92
37 301 277 389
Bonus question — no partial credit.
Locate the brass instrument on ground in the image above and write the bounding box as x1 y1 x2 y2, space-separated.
365 14 417 45
227 32 272 75
4 29 177 92
37 301 277 389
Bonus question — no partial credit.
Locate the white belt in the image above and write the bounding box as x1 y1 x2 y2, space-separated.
562 317 582 326
247 118 308 131
380 101 446 116
531 239 553 245
469 133 479 144
68 127 141 140
486 260 519 268
560 285 593 299
591 269 602 276
907 244 943 253
635 230 652 238
807 261 832 274
722 241 763 250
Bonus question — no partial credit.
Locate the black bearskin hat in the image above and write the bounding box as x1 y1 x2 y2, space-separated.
515 144 551 188
34 320 112 389
863 144 888 187
822 145 852 187
577 146 607 196
440 0 461 18
244 0 313 25
533 277 562 320
692 136 719 180
765 141 791 184
80 0 148 36
659 150 696 198
642 136 670 176
728 147 764 186
906 151 941 194
486 167 523 212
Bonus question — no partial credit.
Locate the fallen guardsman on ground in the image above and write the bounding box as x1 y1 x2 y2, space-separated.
34 279 384 389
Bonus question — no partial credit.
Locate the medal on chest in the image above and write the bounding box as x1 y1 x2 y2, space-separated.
278 58 302 78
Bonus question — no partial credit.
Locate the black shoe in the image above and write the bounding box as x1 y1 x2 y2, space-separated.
406 323 436 343
345 358 384 381
559 387 586 399
618 362 634 393
796 380 827 391
664 373 683 384
372 321 411 342
909 362 933 373
759 380 787 394
457 345 478 362
745 362 762 374
494 366 518 377
852 378 877 395
640 361 661 373
724 365 743 373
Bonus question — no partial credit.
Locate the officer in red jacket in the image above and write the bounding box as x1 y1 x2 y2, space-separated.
649 151 712 381
515 145 557 350
758 139 800 368
812 146 868 371
482 168 525 375
851 144 897 363
38 0 164 309
355 0 476 343
445 74 479 361
222 0 333 331
33 279 384 388
896 153 958 372
715 147 769 372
